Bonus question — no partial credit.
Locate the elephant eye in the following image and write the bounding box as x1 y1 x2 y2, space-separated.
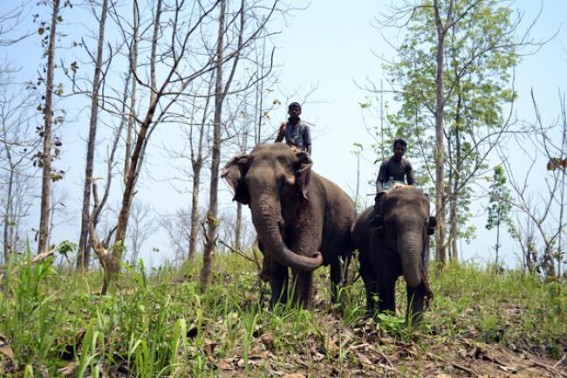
280 175 295 194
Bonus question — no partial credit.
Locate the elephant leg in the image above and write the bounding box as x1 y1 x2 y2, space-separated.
360 260 377 316
270 262 288 307
363 279 378 317
406 282 428 325
329 261 342 304
376 274 397 314
291 271 313 308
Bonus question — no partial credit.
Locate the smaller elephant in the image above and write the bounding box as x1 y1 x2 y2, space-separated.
222 143 356 308
352 185 436 324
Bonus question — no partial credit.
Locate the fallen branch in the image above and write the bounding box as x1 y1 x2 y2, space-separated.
31 248 57 263
219 239 261 271
554 354 566 368
530 361 567 378
377 363 406 377
452 363 476 376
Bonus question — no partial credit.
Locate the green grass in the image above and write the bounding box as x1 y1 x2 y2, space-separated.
0 252 565 377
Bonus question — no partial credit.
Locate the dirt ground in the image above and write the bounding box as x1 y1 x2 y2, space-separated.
215 314 567 378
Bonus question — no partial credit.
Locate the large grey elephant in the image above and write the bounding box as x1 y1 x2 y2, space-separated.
352 185 436 324
222 143 356 308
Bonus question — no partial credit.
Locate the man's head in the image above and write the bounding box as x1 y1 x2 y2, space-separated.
392 138 407 161
288 102 302 119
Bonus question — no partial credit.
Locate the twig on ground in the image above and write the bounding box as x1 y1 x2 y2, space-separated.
531 361 567 378
554 354 566 368
452 363 476 376
219 239 261 271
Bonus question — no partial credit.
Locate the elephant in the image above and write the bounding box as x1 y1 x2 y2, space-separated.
352 184 436 324
221 143 356 308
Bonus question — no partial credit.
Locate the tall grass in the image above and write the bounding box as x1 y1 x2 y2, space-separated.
0 251 565 376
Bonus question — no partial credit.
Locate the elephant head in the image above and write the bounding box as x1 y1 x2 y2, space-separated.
380 186 435 289
221 143 323 272
353 185 436 323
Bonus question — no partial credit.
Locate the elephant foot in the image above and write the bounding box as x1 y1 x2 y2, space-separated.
258 268 271 282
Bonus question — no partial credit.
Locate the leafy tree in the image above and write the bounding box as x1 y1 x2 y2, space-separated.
380 0 531 263
485 164 512 268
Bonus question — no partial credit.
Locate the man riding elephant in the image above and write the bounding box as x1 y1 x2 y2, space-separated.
275 102 312 155
371 138 416 227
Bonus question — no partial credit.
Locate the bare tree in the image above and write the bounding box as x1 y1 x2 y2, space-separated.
161 74 214 262
200 0 280 290
0 68 39 261
55 0 285 295
159 207 193 264
127 200 154 264
97 0 276 293
76 0 111 270
37 0 63 254
201 0 229 292
228 36 279 251
0 1 33 46
502 91 566 277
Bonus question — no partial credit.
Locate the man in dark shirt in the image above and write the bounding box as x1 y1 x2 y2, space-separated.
371 138 415 226
275 102 312 154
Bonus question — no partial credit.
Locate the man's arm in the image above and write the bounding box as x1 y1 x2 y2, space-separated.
275 122 286 143
406 161 416 185
303 124 312 154
375 162 387 192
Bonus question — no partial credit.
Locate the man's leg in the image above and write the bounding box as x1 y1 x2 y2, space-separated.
370 192 385 227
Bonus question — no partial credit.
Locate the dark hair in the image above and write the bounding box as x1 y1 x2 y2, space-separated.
393 138 407 149
288 101 301 110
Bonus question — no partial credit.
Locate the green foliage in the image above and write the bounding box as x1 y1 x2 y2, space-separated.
485 165 514 264
0 252 565 376
486 165 513 231
380 0 521 249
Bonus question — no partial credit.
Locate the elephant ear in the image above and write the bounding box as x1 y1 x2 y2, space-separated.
428 216 437 235
221 155 250 205
294 150 313 202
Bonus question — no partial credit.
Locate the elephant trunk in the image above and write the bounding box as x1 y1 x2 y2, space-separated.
252 194 322 272
399 233 424 288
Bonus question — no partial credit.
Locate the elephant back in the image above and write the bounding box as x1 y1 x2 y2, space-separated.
313 173 357 259
351 206 374 253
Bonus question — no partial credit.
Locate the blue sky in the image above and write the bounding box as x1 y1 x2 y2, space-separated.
1 0 565 268
270 0 566 266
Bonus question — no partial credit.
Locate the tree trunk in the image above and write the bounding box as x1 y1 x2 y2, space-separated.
201 0 227 293
77 0 109 270
106 0 162 294
433 0 449 264
188 76 210 262
449 111 462 262
449 196 458 261
38 0 61 254
188 159 202 260
3 154 14 262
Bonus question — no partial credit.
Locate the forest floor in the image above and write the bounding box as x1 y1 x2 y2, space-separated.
0 255 566 377
204 288 567 378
